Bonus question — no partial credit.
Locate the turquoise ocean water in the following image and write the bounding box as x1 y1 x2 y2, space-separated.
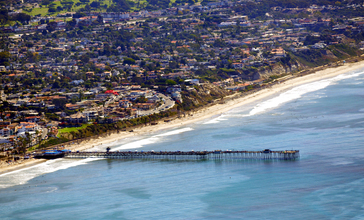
1 68 364 219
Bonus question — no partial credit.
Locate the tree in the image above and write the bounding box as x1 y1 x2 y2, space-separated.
46 21 57 32
49 7 57 13
73 12 87 18
80 54 90 63
169 61 178 69
61 0 74 10
0 9 9 24
14 13 31 25
18 133 31 156
84 4 91 12
67 18 77 28
166 79 177 85
52 80 61 89
53 98 67 109
135 96 147 103
97 14 103 24
90 1 100 8
123 57 136 65
41 0 51 5
78 90 84 101
108 0 131 12
0 51 10 66
36 129 43 149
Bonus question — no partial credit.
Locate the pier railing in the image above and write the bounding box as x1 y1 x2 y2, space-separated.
64 150 299 160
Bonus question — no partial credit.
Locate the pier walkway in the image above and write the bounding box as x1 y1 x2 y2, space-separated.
64 149 299 160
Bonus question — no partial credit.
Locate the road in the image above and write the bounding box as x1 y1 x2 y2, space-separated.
92 92 174 119
138 93 175 116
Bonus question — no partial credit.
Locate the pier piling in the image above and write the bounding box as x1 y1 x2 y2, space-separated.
64 150 299 161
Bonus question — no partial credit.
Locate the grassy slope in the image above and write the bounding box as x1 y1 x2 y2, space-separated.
57 124 89 137
24 0 201 17
24 0 114 17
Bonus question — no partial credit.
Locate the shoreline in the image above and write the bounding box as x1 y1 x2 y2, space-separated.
73 60 364 152
1 60 364 174
0 158 47 175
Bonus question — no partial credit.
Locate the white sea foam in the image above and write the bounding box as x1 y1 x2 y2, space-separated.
113 137 159 150
91 128 194 151
155 127 194 137
201 70 364 124
331 159 354 166
46 186 58 193
112 127 194 151
224 113 252 118
248 70 364 116
89 139 123 151
0 158 103 189
203 115 228 124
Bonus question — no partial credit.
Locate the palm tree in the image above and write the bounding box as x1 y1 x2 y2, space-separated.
36 129 43 149
78 90 84 102
18 136 28 157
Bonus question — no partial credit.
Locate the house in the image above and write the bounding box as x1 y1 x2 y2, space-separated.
184 79 200 85
130 85 142 90
134 103 156 110
218 22 236 27
105 90 119 96
119 100 133 108
76 16 98 24
232 63 244 69
106 117 119 124
186 58 197 66
163 72 188 79
83 110 99 120
237 83 250 90
126 108 137 116
67 112 88 123
130 90 148 97
171 91 182 102
226 85 239 91
65 103 80 110
24 116 41 122
167 86 181 93
146 95 160 103
311 42 326 49
0 127 12 137
271 47 286 57
17 122 40 133
71 79 84 85
95 93 114 101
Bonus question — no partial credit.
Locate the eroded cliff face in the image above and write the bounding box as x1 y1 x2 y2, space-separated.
257 49 344 79
258 63 302 79
180 83 230 110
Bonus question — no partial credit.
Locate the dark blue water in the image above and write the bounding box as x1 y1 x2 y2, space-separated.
1 68 364 219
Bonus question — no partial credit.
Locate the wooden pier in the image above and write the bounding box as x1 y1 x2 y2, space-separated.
64 149 299 160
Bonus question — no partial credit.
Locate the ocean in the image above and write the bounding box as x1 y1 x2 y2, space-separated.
1 68 364 219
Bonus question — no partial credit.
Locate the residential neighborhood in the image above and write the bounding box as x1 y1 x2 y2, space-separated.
1 0 364 154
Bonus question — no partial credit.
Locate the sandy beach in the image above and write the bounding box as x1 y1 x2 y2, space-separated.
1 59 364 174
71 60 364 153
0 158 47 175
